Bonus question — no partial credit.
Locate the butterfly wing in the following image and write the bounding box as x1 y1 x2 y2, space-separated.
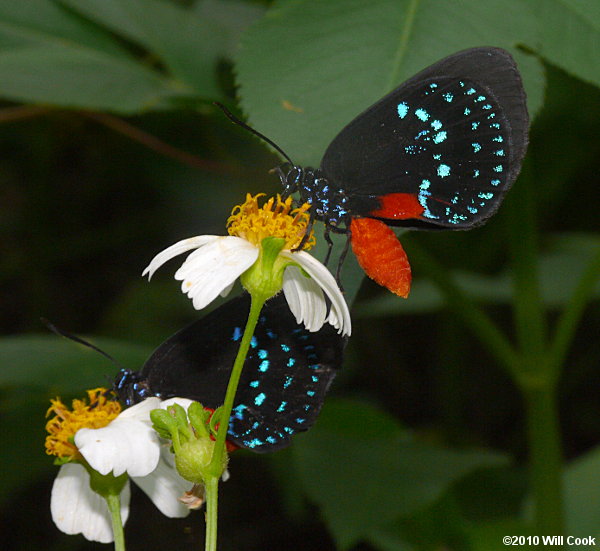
136 294 345 452
320 47 529 229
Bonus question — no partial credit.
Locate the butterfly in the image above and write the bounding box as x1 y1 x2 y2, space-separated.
114 293 346 452
220 47 529 297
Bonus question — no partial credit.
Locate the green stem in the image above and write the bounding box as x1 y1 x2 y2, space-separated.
506 169 563 538
105 493 126 551
204 476 219 551
209 294 266 472
523 385 564 537
203 293 266 551
547 246 600 381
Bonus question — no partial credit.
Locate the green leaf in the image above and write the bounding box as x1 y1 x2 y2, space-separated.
60 0 232 97
563 445 600 544
292 398 507 548
531 0 600 88
0 0 128 54
237 0 544 167
0 44 180 112
193 0 266 59
0 393 56 504
0 334 150 392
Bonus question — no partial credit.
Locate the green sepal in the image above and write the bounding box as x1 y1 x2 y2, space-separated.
188 402 211 438
85 464 128 499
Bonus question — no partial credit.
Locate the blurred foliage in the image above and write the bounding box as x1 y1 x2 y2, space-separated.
0 0 599 550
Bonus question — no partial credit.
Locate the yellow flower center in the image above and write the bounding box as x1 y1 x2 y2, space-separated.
227 193 315 251
45 388 121 460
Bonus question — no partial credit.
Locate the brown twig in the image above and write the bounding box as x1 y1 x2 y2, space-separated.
81 110 232 175
0 105 53 122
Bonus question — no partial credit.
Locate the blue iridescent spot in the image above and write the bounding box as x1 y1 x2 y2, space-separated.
478 192 494 200
306 390 315 397
437 164 450 178
415 130 430 140
451 213 468 224
473 169 480 178
487 113 496 119
250 380 259 388
232 404 247 419
495 149 505 157
415 108 430 121
430 83 438 89
284 376 293 389
277 401 287 413
258 349 268 359
296 418 306 424
491 179 501 186
431 119 443 131
280 343 290 352
482 104 492 110
467 206 478 214
266 329 277 339
475 95 486 102
493 136 504 142
232 327 242 341
245 438 262 448
472 143 481 153
464 107 471 115
433 131 447 144
471 122 480 130
466 87 476 95
287 357 295 367
490 123 500 129
397 102 409 119
311 375 319 383
259 360 269 372
443 92 453 102
250 336 257 348
432 153 441 160
266 436 277 444
254 393 266 406
284 427 293 434
420 179 431 190
493 165 503 173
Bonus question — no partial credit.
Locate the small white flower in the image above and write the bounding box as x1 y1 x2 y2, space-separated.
49 397 191 543
142 194 351 336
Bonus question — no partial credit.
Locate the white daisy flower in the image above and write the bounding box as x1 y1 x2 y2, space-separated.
143 194 351 336
46 391 191 543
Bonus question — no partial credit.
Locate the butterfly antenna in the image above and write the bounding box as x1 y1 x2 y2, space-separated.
213 102 294 166
41 318 124 369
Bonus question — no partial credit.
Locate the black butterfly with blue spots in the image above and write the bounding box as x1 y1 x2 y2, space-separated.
114 294 346 452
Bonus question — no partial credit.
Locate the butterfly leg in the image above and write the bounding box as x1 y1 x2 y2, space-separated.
335 230 352 286
323 225 334 266
293 215 315 252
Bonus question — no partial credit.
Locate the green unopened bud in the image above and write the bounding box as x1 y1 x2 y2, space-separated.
175 438 227 485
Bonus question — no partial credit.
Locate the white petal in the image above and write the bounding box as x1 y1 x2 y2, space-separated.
281 251 351 336
142 236 220 279
175 236 258 311
51 463 130 543
282 265 327 332
75 400 161 477
132 452 191 518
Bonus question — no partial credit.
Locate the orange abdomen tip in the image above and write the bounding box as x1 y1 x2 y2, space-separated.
350 217 412 298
